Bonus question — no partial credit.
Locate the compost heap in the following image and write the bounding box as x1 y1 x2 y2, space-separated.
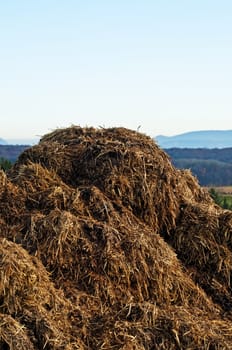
1 126 232 350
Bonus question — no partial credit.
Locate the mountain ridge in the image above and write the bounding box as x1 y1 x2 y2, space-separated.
0 138 7 145
155 130 232 148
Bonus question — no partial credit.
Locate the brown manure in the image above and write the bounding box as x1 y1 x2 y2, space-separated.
11 126 187 232
0 237 85 349
1 125 232 349
0 314 35 350
165 202 232 312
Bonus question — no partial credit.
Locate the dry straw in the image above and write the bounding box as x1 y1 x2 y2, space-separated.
1 126 232 349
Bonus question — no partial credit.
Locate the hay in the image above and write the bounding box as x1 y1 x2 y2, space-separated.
98 304 232 350
0 170 26 226
11 162 80 214
12 127 183 232
21 204 215 309
0 314 35 350
0 238 85 349
1 125 232 348
165 202 232 312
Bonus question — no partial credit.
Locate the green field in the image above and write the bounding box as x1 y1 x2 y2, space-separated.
207 187 232 210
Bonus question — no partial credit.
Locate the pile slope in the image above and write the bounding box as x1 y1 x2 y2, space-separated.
1 126 232 349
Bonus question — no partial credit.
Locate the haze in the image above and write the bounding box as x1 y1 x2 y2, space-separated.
1 0 232 139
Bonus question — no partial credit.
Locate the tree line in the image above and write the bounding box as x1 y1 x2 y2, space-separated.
0 157 12 171
165 148 232 186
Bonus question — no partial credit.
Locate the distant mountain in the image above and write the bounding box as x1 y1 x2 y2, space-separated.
0 138 7 145
155 130 232 149
164 147 232 186
0 145 30 162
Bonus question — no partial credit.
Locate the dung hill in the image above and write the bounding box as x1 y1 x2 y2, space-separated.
1 126 232 349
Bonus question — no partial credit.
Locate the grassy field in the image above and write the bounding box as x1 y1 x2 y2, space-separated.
206 186 232 210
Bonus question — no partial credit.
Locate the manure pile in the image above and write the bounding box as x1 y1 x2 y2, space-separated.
1 126 232 349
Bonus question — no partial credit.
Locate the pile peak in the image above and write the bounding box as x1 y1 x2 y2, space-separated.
1 126 232 349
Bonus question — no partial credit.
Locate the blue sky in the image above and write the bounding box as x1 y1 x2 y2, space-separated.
1 0 232 139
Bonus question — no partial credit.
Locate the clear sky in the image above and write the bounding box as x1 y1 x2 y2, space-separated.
1 0 232 139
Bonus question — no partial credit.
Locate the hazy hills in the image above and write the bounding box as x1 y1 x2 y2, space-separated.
0 145 30 162
164 148 232 186
155 130 232 148
0 138 36 161
0 138 38 145
0 138 7 145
